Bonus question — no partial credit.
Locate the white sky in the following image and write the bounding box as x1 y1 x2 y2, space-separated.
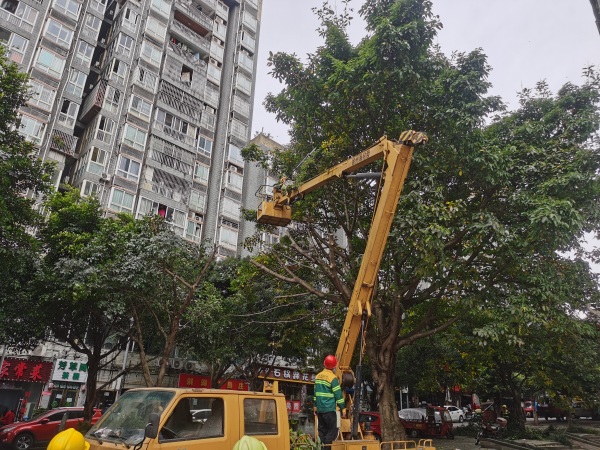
252 0 600 143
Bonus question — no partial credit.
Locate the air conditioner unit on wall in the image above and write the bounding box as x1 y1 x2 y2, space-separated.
184 361 196 372
100 172 112 182
170 358 183 370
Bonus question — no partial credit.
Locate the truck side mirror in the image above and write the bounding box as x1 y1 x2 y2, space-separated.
145 413 160 439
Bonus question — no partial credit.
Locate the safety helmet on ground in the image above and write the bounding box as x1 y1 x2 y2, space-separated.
232 435 268 450
324 355 338 370
48 428 90 450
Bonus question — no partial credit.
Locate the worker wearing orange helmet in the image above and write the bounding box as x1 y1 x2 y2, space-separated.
314 355 345 447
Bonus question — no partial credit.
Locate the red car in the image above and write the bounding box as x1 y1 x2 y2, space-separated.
358 411 381 441
0 407 101 450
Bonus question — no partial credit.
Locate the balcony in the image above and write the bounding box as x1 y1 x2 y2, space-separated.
153 121 196 148
171 19 210 55
49 129 78 157
0 7 34 33
141 180 186 203
80 80 107 123
167 40 207 72
174 0 212 34
6 49 24 64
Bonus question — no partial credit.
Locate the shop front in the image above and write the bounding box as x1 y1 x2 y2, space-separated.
42 359 88 409
0 357 53 419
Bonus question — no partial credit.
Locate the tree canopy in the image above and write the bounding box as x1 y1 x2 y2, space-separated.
247 0 600 440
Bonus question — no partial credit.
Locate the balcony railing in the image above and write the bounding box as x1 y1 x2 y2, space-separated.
171 20 210 54
0 8 34 33
167 41 207 71
153 121 196 147
49 129 78 157
7 50 23 64
174 0 212 31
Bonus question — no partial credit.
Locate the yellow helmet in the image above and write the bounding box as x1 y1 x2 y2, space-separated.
48 429 90 450
232 435 268 450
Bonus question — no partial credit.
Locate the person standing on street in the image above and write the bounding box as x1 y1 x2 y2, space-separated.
314 355 346 448
0 409 15 425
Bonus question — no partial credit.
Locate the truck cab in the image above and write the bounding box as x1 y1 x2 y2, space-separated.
86 388 290 450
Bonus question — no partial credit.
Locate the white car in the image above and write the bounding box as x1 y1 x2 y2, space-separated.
442 405 464 422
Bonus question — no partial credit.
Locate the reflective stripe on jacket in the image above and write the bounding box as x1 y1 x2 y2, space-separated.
313 368 345 413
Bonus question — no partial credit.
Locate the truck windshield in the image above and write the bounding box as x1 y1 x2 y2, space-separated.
88 390 174 443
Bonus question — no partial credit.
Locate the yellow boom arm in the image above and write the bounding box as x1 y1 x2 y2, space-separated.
257 130 426 384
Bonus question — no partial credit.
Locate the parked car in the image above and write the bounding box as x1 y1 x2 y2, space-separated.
522 400 534 418
0 407 102 450
442 405 464 423
357 411 381 441
572 401 600 420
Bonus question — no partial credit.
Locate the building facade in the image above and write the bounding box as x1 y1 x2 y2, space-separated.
3 0 262 258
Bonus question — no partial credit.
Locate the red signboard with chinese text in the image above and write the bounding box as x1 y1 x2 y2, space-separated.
178 374 249 391
0 358 53 383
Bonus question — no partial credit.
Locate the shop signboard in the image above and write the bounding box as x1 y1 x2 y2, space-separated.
257 366 316 384
178 374 249 391
52 359 88 383
0 358 53 383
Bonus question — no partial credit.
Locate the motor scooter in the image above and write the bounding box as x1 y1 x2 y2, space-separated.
472 404 507 445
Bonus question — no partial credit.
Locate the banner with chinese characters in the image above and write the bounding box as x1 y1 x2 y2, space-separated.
257 366 316 384
52 359 88 383
0 358 53 383
178 374 249 391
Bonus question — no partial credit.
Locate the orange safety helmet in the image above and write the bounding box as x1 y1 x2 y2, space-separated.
324 355 338 370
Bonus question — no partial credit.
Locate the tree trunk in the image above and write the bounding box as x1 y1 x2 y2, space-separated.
508 388 525 433
83 356 99 422
371 349 406 441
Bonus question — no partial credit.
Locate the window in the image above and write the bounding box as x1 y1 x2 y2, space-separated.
141 40 162 66
228 144 243 164
110 188 135 213
110 59 129 85
82 180 99 197
226 169 243 191
35 48 66 78
218 225 238 250
181 65 193 84
65 69 86 97
45 18 74 47
122 8 139 32
75 40 94 68
197 136 212 157
189 190 206 213
150 0 170 17
134 66 158 92
186 220 202 243
116 33 134 56
145 16 166 42
221 197 240 220
156 110 189 134
193 162 209 184
19 115 45 145
137 198 185 234
117 155 141 181
161 398 223 440
1 31 28 63
58 99 79 128
96 116 115 143
103 86 121 114
244 399 277 435
236 73 252 94
88 0 106 14
84 13 102 37
53 0 80 19
87 147 107 174
129 95 152 120
29 81 56 111
122 123 147 151
238 52 253 72
207 63 221 83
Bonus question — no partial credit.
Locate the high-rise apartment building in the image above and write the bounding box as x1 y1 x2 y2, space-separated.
3 0 262 258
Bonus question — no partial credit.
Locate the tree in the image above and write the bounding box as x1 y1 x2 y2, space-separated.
0 46 54 348
249 0 600 440
109 216 217 387
36 189 134 420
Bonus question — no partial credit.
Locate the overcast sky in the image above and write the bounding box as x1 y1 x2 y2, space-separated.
251 0 600 271
252 0 600 143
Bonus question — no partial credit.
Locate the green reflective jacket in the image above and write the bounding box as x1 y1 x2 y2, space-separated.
313 368 345 413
